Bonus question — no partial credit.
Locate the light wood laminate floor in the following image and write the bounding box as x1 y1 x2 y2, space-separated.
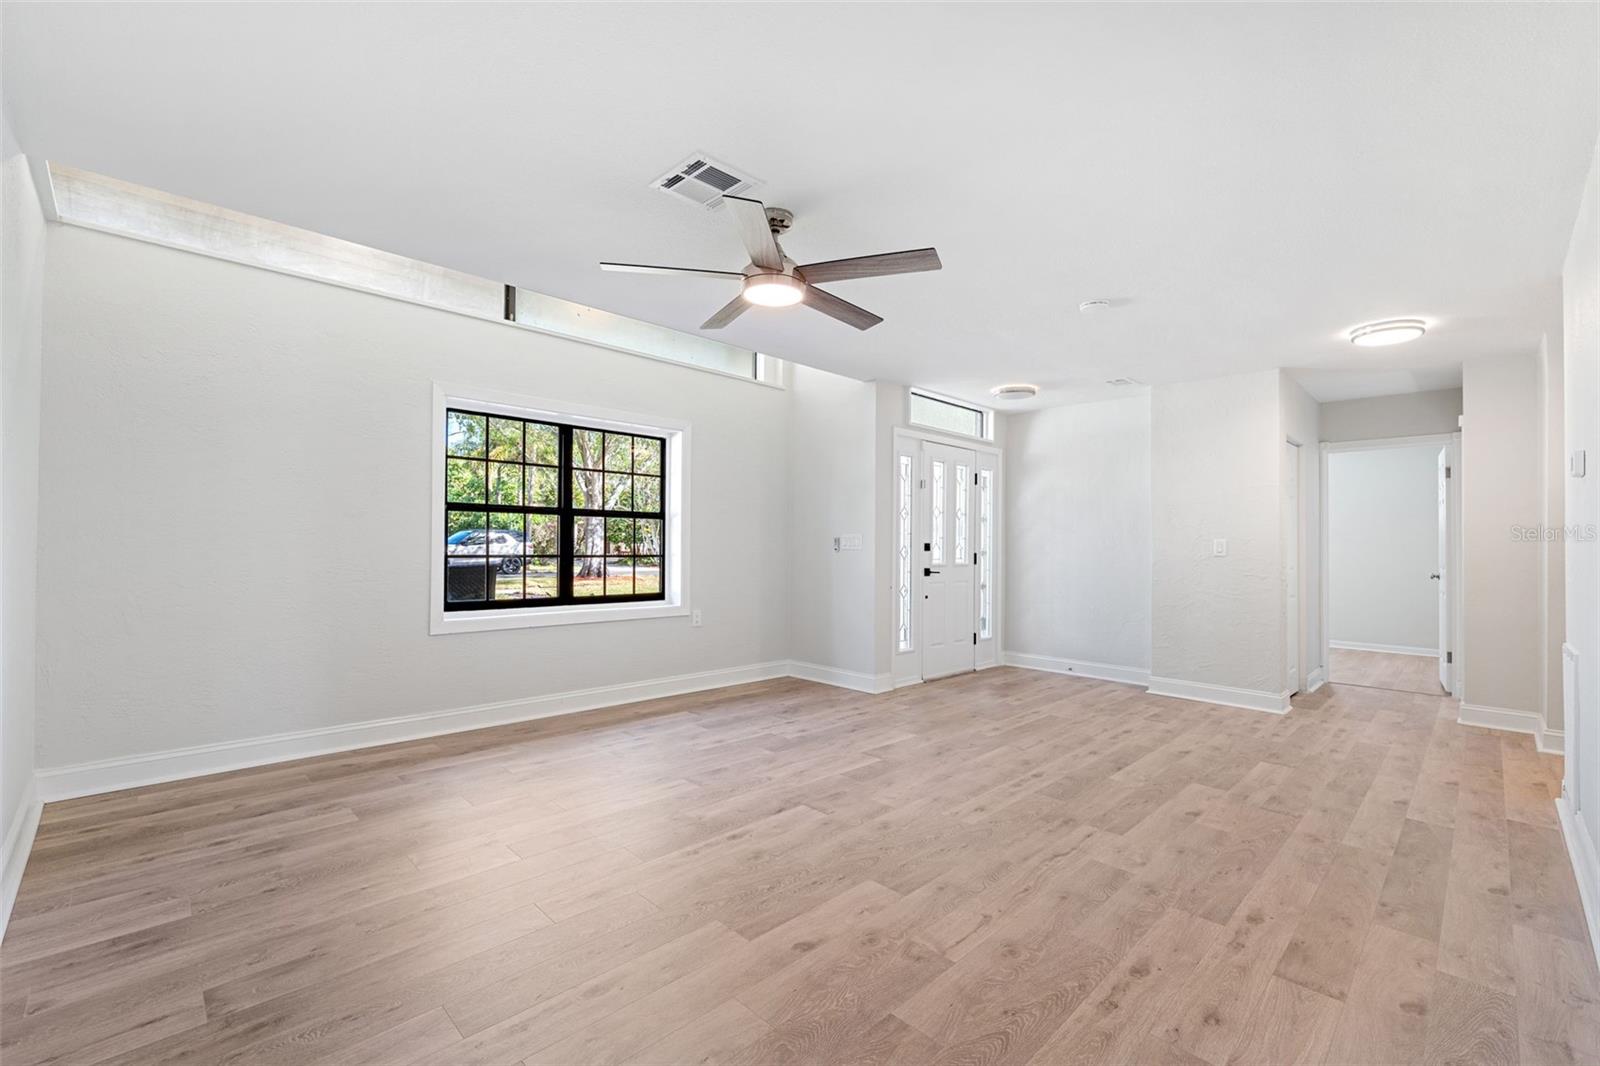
2 669 1595 1065
1328 647 1449 696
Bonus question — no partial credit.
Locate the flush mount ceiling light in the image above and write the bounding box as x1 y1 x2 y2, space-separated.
990 384 1040 400
740 272 805 307
1078 298 1112 313
1348 318 1427 347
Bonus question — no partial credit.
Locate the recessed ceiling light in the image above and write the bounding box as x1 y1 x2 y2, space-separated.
1348 318 1427 347
1078 299 1112 313
741 273 805 307
990 384 1040 400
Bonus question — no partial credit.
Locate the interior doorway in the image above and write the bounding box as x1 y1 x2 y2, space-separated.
1321 434 1461 696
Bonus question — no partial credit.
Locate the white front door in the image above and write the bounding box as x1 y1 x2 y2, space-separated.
920 440 977 680
1438 446 1451 693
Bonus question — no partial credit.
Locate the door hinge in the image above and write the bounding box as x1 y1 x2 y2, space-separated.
1445 466 1452 478
1446 651 1453 663
973 633 977 645
973 552 978 564
974 472 979 485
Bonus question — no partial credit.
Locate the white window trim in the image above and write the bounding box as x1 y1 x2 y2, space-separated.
908 387 994 442
430 382 691 634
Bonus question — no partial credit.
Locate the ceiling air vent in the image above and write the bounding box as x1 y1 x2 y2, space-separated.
652 153 759 209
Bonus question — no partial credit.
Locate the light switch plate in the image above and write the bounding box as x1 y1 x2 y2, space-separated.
1212 539 1227 557
1572 450 1587 478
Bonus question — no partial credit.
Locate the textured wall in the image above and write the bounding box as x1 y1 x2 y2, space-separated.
1320 388 1462 443
1462 353 1543 714
1564 142 1599 844
1151 371 1284 692
2 135 44 845
36 227 792 768
788 365 879 677
1004 394 1151 672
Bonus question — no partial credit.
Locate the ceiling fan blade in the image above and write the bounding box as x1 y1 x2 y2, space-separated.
803 286 883 331
701 294 750 330
719 195 783 271
600 262 745 281
796 248 942 285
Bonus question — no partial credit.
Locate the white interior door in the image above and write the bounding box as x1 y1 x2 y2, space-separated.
1284 441 1300 694
920 440 977 680
1437 446 1451 692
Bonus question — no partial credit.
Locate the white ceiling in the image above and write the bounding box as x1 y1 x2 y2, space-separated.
4 3 1595 409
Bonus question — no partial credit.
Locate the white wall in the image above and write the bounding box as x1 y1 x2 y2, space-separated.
35 226 791 769
1151 370 1285 698
1004 394 1151 675
1327 446 1441 653
788 364 879 681
1320 388 1463 443
1462 353 1543 718
1 127 45 919
1541 330 1567 732
1562 140 1599 929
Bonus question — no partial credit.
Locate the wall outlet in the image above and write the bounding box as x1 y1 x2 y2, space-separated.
839 533 863 551
691 609 702 627
1572 450 1587 478
1212 539 1228 557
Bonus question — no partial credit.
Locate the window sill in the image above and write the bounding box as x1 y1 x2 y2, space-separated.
431 600 689 635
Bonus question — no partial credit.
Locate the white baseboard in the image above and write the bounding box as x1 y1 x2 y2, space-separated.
1329 640 1440 657
1002 651 1149 687
1556 796 1600 966
1304 667 1327 693
2 776 42 937
1538 723 1566 756
1146 676 1291 715
1458 702 1542 736
36 660 794 803
785 660 894 694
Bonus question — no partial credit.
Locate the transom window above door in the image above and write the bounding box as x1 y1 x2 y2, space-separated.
442 407 667 613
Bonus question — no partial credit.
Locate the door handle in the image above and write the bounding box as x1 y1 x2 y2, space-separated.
925 568 941 576
1429 573 1441 580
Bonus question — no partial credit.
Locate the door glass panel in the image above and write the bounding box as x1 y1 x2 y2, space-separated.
979 469 994 639
930 460 946 565
955 464 969 564
897 454 912 652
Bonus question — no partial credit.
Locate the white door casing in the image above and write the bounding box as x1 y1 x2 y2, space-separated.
1438 446 1451 692
920 440 977 680
1285 440 1301 694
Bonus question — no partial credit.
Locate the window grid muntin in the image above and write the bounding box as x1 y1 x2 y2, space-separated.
444 408 666 611
930 460 946 565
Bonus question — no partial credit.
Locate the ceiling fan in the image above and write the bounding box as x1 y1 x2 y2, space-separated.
600 195 941 331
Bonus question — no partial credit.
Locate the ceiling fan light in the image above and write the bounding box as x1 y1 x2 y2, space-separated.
741 273 805 307
1348 318 1427 347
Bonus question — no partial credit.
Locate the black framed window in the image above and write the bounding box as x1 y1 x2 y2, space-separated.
443 408 665 610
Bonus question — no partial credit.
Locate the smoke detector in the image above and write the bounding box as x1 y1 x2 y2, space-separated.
652 153 759 209
990 384 1040 400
